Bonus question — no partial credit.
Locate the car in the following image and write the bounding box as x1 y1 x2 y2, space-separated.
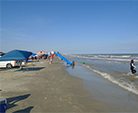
0 61 16 69
0 60 26 69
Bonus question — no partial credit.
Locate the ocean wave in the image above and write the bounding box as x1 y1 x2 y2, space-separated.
67 54 138 63
81 63 138 95
68 54 133 58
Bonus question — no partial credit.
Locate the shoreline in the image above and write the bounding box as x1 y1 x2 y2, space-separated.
1 57 138 112
66 62 138 112
0 57 107 112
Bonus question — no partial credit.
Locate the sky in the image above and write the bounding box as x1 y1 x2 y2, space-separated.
0 0 138 54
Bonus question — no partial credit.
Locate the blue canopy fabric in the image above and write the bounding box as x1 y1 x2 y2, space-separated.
31 53 36 56
0 50 32 61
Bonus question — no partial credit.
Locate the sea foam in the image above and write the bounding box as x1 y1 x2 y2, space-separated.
82 63 138 95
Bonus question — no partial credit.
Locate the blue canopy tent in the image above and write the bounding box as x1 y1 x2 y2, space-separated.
0 50 32 61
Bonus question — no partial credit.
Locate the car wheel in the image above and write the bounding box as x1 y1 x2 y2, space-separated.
6 63 13 69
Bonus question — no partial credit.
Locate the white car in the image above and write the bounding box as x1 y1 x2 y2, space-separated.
0 61 16 69
0 61 26 69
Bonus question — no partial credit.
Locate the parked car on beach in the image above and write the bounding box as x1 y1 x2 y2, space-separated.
0 61 16 69
0 60 26 69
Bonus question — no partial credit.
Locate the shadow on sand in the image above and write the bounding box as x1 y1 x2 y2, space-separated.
6 94 33 113
13 67 45 72
12 106 34 113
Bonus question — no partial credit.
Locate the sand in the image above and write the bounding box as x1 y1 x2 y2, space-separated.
0 57 107 113
1 57 138 113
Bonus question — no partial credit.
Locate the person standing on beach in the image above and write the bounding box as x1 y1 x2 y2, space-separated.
47 52 51 61
19 60 23 70
130 59 137 74
50 51 55 64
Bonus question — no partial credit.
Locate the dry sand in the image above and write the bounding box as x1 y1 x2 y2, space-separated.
0 57 107 113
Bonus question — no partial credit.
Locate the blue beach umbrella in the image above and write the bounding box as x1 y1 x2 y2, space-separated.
0 49 32 61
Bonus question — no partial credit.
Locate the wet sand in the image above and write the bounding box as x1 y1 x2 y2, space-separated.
0 57 106 113
66 63 138 112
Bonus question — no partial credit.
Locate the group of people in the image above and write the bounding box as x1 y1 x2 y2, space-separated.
29 51 56 64
17 51 56 70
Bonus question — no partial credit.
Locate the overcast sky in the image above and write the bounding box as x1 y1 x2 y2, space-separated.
1 0 138 54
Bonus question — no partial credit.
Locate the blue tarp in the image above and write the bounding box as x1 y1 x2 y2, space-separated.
54 52 72 65
0 50 32 61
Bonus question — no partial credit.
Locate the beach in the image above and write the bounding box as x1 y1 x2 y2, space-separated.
0 57 138 112
0 57 106 113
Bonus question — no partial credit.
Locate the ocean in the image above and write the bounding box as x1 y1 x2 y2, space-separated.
65 54 138 95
